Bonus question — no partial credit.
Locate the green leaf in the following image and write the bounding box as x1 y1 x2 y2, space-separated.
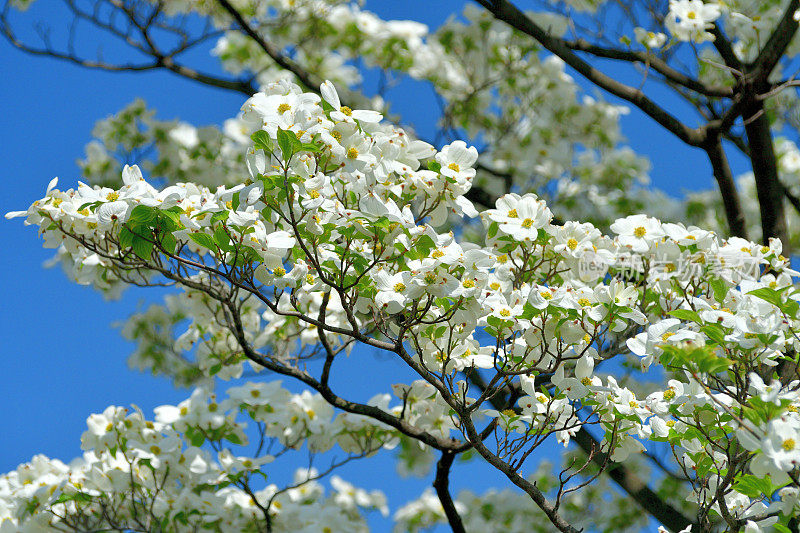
251 130 273 152
748 287 799 318
128 205 158 226
231 191 241 212
78 200 102 212
131 234 154 261
53 492 93 505
119 225 136 249
709 278 728 303
157 210 181 232
213 226 233 252
210 210 229 224
733 474 774 498
427 160 442 173
487 221 499 239
277 128 296 161
301 142 323 153
699 323 725 344
159 231 177 254
188 233 215 250
748 287 788 309
668 309 701 323
185 427 205 447
226 432 243 445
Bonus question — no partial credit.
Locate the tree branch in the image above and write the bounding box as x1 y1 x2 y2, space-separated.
466 371 696 532
214 0 319 93
433 452 466 533
702 134 747 239
743 101 788 246
749 0 800 83
474 0 707 146
564 38 733 98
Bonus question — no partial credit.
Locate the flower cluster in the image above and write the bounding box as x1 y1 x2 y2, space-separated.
10 79 800 531
0 381 392 532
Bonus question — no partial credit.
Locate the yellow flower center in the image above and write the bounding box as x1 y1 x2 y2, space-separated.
431 250 444 258
666 420 676 427
462 279 475 288
581 377 592 386
340 106 353 116
346 147 359 159
567 238 578 250
106 192 119 201
499 309 511 317
634 226 647 238
686 11 696 19
490 282 501 290
308 190 320 199
629 400 638 408
273 267 286 277
661 332 675 341
507 209 518 218
497 254 508 264
783 439 796 451
150 445 161 455
331 130 342 142
501 409 516 417
522 218 534 228
394 282 406 292
663 389 676 400
448 162 460 172
425 273 437 284
277 103 291 114
306 274 315 284
578 298 591 307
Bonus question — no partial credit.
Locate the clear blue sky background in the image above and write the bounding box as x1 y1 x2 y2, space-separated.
0 0 751 528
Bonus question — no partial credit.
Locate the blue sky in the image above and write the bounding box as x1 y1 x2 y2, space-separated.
0 0 750 528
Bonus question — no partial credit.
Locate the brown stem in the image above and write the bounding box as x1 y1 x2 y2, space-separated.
743 101 788 247
702 135 747 239
433 452 466 533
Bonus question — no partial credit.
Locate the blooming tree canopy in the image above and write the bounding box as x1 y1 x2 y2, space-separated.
5 1 800 532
